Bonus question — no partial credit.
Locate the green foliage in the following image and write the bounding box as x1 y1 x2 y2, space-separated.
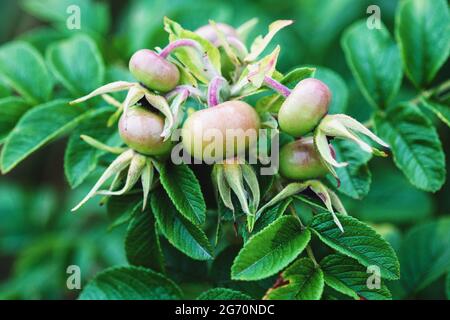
396 218 450 297
0 41 53 104
79 266 182 300
374 103 446 192
159 163 206 225
0 97 31 144
330 139 372 199
396 0 450 88
231 216 311 281
64 107 118 188
321 254 392 300
310 213 400 280
151 188 213 261
125 209 165 273
342 21 402 109
265 258 324 300
197 288 252 300
1 100 88 173
46 35 104 97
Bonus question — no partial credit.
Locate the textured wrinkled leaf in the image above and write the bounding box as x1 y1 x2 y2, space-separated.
151 188 213 261
310 213 400 280
231 216 311 281
79 266 182 300
106 193 142 228
374 102 446 192
197 288 252 300
342 21 402 108
125 209 164 273
398 218 450 296
159 163 206 225
47 35 104 97
241 199 291 242
396 0 450 87
321 254 392 300
420 98 450 128
330 139 372 199
64 107 119 188
0 41 52 103
265 258 324 300
1 100 87 173
0 97 31 144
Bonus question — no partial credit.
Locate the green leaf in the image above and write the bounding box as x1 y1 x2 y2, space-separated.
231 216 311 281
0 41 52 104
396 0 450 87
21 0 110 36
330 139 372 199
106 193 141 228
265 258 324 300
342 20 402 109
1 100 88 173
420 98 450 128
321 254 392 300
197 288 252 300
151 188 213 261
64 107 119 188
79 266 182 300
241 199 291 243
0 97 31 144
310 213 400 280
398 218 450 296
125 209 164 273
159 163 206 225
46 34 104 97
374 102 446 192
314 66 349 114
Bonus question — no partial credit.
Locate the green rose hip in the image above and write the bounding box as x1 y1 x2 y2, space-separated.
181 101 260 162
279 137 330 180
129 49 180 93
119 106 172 156
278 78 331 137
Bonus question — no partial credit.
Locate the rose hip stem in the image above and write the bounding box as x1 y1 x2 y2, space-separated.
159 39 219 79
208 76 228 107
165 85 203 101
263 76 291 98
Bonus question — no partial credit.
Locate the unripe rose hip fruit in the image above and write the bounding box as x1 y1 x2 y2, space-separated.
279 137 329 180
195 23 238 45
278 78 331 137
181 101 260 161
129 49 180 92
119 106 172 156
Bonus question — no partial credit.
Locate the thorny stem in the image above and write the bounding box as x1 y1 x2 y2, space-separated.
208 76 228 107
263 76 291 98
159 39 219 79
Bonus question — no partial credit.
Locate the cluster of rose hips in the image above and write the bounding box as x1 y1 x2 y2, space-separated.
70 19 388 232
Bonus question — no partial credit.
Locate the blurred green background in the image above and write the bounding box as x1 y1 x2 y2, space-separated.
0 0 448 299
